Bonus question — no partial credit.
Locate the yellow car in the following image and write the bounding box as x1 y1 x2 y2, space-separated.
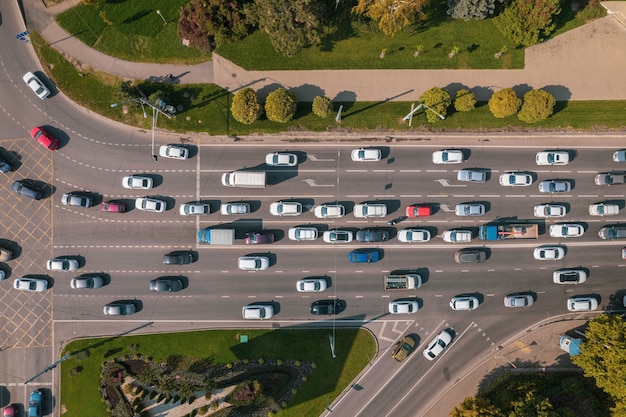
392 336 416 362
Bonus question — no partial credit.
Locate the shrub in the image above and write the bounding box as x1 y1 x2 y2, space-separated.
493 0 561 46
177 0 214 52
488 88 521 118
198 405 209 415
75 349 90 360
518 89 556 123
226 362 233 369
419 87 451 123
576 0 606 21
276 359 283 365
454 89 477 112
302 376 308 382
258 357 265 364
265 88 298 123
211 400 220 410
243 358 249 364
231 88 262 125
312 96 333 118
129 343 139 351
447 0 503 20
294 360 301 367
311 362 317 368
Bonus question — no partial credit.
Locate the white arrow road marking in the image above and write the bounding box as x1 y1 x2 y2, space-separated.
436 178 466 187
308 154 336 162
302 179 335 187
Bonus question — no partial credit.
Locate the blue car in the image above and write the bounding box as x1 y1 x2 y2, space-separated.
348 249 380 263
29 390 42 417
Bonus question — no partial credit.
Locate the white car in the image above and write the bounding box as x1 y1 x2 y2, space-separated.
122 175 153 190
589 203 619 216
296 278 327 292
23 71 50 99
47 257 79 271
159 145 189 160
179 202 210 215
499 172 533 186
553 269 587 284
353 203 387 218
135 197 167 213
533 246 565 260
613 150 626 162
265 152 297 166
388 300 419 314
242 304 274 319
442 230 472 243
14 277 48 292
549 224 584 238
450 295 479 311
221 202 250 215
533 204 566 218
455 203 485 217
423 330 453 361
567 296 598 312
314 203 345 218
351 148 381 162
397 229 431 243
269 201 302 216
504 294 534 308
457 169 486 183
536 151 570 165
538 180 572 193
322 230 353 243
238 256 270 271
288 226 318 241
432 149 464 164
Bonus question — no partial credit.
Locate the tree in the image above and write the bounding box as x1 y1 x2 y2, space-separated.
246 0 325 57
265 88 297 123
231 88 262 125
352 0 429 37
312 96 333 118
454 89 477 112
450 397 504 417
493 0 561 46
510 391 559 417
178 0 249 52
572 314 626 401
488 88 521 118
518 89 556 123
419 87 451 123
447 0 503 20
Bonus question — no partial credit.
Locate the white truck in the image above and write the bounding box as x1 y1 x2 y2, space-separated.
384 275 422 290
197 228 235 245
221 171 266 188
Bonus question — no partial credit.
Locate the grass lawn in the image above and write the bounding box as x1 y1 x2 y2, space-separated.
60 328 376 417
55 0 210 64
31 30 626 136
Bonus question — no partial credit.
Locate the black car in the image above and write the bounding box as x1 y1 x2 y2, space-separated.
356 228 389 243
0 155 11 173
163 251 194 265
12 180 42 200
454 248 487 264
149 277 183 292
310 299 342 315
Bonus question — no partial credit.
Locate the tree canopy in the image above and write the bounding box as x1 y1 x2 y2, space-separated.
493 0 561 46
352 0 429 37
572 314 626 401
454 88 477 112
451 397 504 417
447 0 503 21
518 89 556 123
246 0 325 57
420 87 451 123
231 88 262 125
488 87 521 118
265 88 298 123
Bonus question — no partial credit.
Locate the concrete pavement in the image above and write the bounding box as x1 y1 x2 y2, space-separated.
23 0 626 101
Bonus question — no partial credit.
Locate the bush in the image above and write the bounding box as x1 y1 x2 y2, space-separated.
243 358 249 364
576 0 606 21
294 360 301 367
129 343 139 351
312 96 333 118
454 89 477 112
419 87 451 123
258 357 265 364
276 359 283 365
265 88 298 123
198 405 209 415
226 362 233 369
493 0 561 46
211 400 219 410
231 88 262 125
488 88 521 118
69 366 82 376
447 0 503 20
75 349 90 360
518 89 556 123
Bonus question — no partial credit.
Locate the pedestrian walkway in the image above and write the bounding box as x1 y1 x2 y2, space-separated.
23 0 626 101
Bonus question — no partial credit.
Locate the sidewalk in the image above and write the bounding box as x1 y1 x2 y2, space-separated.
23 0 626 101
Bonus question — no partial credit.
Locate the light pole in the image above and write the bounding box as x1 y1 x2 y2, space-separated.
156 10 167 25
403 102 445 126
111 96 174 161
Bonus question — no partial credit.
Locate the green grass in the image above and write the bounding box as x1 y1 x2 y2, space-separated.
32 30 626 135
55 0 210 64
60 328 376 417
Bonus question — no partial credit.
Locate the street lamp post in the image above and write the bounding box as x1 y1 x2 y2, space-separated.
402 102 445 126
111 96 174 161
156 10 167 25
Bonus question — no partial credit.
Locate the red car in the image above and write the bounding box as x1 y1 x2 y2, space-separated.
30 126 60 150
102 201 126 213
3 405 15 417
406 205 432 218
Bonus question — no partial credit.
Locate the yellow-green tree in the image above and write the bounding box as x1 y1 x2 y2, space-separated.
312 96 333 118
231 88 262 125
265 88 297 123
450 397 504 417
454 89 477 112
419 87 451 123
352 0 429 37
488 88 521 118
518 89 556 123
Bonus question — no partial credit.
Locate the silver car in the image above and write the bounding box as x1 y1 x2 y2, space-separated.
135 197 166 213
397 229 431 243
47 257 79 271
179 202 210 215
457 169 486 183
323 230 353 243
589 203 619 216
242 304 274 319
455 203 485 217
567 296 598 312
504 294 534 308
71 275 104 289
221 202 250 215
103 301 136 316
538 180 572 193
288 226 318 241
14 277 48 292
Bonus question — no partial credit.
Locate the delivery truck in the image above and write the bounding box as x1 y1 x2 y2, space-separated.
221 171 266 188
479 223 539 241
384 275 422 290
197 228 235 245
